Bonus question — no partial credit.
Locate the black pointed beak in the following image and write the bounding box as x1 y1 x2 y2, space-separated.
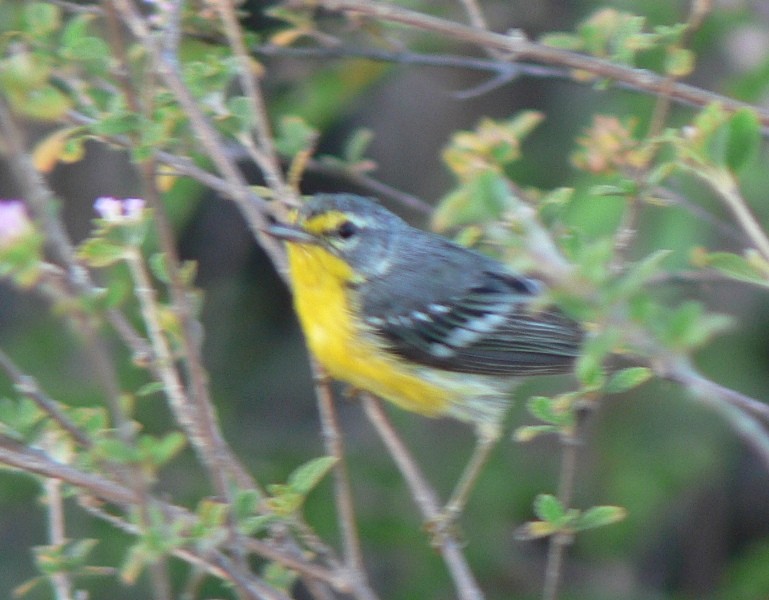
265 223 318 244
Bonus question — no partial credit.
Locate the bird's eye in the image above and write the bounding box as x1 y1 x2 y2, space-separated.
336 220 358 240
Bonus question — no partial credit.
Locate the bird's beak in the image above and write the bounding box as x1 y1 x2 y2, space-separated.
265 222 318 245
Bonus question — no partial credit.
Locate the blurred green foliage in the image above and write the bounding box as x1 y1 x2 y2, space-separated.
0 0 769 599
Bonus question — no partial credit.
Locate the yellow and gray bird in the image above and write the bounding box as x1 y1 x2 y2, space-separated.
268 193 582 515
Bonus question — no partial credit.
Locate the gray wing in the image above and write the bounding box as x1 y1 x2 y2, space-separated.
359 237 582 376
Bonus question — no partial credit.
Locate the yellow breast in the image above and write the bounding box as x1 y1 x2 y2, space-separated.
285 243 451 416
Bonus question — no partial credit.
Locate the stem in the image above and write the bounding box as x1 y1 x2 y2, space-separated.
214 0 288 195
312 363 380 600
124 248 206 469
0 436 352 597
111 0 289 273
711 171 769 263
0 348 91 448
660 359 769 470
361 395 485 600
541 420 583 600
304 0 769 126
45 478 75 600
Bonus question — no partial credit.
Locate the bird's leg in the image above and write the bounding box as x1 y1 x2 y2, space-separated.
438 427 500 525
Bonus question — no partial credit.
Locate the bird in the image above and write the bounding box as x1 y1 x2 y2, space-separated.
268 193 582 519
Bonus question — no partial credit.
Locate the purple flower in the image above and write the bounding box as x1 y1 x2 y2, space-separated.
143 0 174 27
94 197 145 222
0 200 32 248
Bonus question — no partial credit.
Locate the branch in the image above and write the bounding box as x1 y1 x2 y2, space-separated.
312 363 380 600
542 414 586 600
44 477 76 600
361 395 485 600
295 0 769 127
658 358 769 468
214 0 288 195
709 171 769 263
0 348 91 448
0 434 356 596
111 0 289 273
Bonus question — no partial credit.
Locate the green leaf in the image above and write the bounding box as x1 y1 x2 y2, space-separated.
6 85 73 122
575 351 606 390
93 437 140 463
225 96 253 132
287 455 337 496
233 489 262 521
525 395 575 427
33 538 98 575
274 115 317 157
513 424 560 443
663 301 732 349
263 562 298 593
697 250 769 288
0 52 50 90
77 237 126 267
239 514 278 536
514 519 558 540
91 111 141 136
149 252 171 284
71 407 108 435
539 32 583 50
63 35 110 63
442 112 543 180
266 485 302 516
605 367 652 394
61 13 96 48
136 382 165 397
725 108 760 173
120 545 147 584
589 183 635 197
431 170 513 230
23 3 61 36
664 47 695 77
576 237 615 285
533 494 566 524
576 330 617 390
195 498 229 530
343 128 374 163
140 431 186 467
575 505 627 531
178 260 198 286
609 249 671 299
0 397 44 439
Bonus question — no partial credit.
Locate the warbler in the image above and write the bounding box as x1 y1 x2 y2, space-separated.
268 193 582 515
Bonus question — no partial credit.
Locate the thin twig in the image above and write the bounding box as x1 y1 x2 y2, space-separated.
541 416 584 600
214 0 288 196
111 0 267 495
45 477 75 600
657 358 769 469
298 0 769 127
306 158 433 214
647 0 713 136
111 0 288 273
456 0 507 62
312 363 380 600
652 186 748 245
361 395 485 600
709 171 769 263
0 348 91 448
0 435 139 504
0 436 355 596
0 92 178 600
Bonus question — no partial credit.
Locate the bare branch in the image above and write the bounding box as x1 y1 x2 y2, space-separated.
297 0 769 127
312 363 380 600
361 395 485 600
